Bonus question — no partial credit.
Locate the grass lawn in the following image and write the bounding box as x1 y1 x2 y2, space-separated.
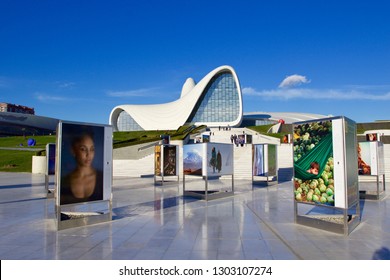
247 125 284 140
0 135 56 172
0 128 199 172
113 125 206 148
0 150 36 172
0 135 56 149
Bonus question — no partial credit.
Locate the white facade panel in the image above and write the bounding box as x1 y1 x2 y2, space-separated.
109 65 243 131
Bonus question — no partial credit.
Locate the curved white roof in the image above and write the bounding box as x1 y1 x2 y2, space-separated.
110 65 243 131
244 111 330 124
180 78 196 98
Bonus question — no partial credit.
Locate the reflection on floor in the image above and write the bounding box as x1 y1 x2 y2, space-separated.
0 172 389 260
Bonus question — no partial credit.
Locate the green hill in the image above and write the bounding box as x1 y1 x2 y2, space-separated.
0 124 293 172
0 135 56 172
0 125 205 172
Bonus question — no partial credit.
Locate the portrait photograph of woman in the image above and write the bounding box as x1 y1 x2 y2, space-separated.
59 123 105 205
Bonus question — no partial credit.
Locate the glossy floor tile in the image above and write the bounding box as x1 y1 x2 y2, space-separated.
0 172 389 260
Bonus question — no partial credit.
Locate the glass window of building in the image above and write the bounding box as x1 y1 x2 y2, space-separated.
117 110 144 131
187 72 240 123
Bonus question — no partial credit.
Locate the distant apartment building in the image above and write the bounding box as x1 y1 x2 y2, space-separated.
0 102 35 115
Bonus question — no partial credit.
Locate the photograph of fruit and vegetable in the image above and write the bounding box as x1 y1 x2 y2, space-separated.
293 120 335 206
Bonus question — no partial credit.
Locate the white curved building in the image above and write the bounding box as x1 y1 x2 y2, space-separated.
109 65 243 131
242 111 329 126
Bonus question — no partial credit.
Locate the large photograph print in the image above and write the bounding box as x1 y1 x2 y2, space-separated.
253 144 277 177
154 145 161 176
358 142 372 175
163 145 177 176
46 143 56 175
253 144 265 176
293 120 335 206
206 143 233 176
267 144 277 176
358 141 383 176
183 144 203 176
59 123 105 205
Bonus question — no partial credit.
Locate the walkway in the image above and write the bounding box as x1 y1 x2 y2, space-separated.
0 172 389 260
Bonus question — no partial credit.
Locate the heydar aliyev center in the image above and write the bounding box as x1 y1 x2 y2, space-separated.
109 65 243 131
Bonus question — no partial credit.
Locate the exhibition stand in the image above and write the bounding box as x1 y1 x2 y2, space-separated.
252 143 278 186
55 121 113 230
45 143 56 198
294 201 360 236
182 142 234 200
56 200 112 231
358 140 386 200
292 116 360 235
183 174 234 201
154 144 180 186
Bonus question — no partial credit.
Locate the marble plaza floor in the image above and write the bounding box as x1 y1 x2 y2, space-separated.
0 172 390 260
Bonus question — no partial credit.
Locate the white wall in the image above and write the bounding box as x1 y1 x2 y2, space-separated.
32 156 46 174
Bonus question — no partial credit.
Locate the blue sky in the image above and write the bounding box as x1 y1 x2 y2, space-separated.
1 0 389 125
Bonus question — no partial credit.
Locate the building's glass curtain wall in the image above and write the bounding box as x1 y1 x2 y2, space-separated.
117 110 144 131
187 72 240 123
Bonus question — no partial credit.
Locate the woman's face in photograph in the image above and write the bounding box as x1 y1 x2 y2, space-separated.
72 135 95 167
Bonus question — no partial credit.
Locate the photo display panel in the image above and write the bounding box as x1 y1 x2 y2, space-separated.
343 118 358 207
267 144 277 177
163 145 178 176
253 144 265 176
377 142 385 175
358 141 383 176
253 144 277 177
57 121 112 206
293 117 358 208
183 143 204 176
206 143 233 176
161 134 170 145
154 145 162 176
46 143 56 175
358 142 373 175
293 119 335 206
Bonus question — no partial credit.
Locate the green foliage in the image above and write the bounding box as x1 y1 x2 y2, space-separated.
247 125 285 140
247 124 274 133
112 124 206 148
113 130 174 148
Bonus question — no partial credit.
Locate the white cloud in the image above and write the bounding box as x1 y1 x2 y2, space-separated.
35 93 69 102
279 74 310 88
107 87 158 97
58 82 76 88
242 87 390 101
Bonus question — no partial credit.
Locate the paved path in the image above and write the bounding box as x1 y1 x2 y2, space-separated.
0 172 389 260
0 147 43 151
